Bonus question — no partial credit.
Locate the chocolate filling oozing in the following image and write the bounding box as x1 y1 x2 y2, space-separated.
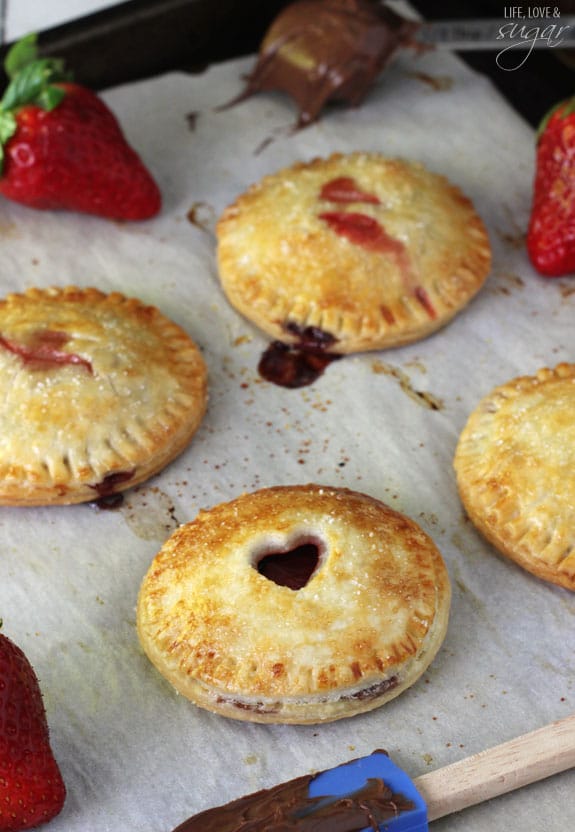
92 492 125 510
91 469 136 497
343 676 399 701
215 696 280 715
258 323 341 389
171 765 415 832
256 538 322 589
215 671 399 716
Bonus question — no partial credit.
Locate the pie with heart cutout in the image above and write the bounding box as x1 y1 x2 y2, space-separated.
137 484 451 724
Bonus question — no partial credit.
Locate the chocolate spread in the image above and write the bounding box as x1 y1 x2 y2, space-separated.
171 770 414 832
231 0 420 127
90 469 135 497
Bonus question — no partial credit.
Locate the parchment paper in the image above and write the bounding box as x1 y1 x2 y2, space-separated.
0 30 573 832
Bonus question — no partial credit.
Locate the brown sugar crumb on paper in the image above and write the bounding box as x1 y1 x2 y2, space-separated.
187 201 216 234
560 281 575 298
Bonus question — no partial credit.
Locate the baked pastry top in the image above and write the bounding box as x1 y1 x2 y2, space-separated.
137 484 451 724
454 363 575 591
217 152 491 354
0 286 207 505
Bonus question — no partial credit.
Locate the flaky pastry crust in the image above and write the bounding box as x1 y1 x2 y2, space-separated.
216 152 491 353
454 363 575 591
137 484 451 724
0 286 207 505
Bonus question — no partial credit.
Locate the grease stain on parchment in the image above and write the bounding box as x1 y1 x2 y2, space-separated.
407 71 454 92
120 486 181 541
371 360 443 410
496 271 525 290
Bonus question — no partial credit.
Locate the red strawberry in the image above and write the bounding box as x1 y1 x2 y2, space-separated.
0 34 161 220
527 96 575 277
0 631 66 831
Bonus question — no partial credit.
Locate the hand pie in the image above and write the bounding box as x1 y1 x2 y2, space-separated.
454 363 575 591
0 286 207 506
137 484 451 724
216 152 491 354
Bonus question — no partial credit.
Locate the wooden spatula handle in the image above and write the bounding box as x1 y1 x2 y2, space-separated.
414 714 575 822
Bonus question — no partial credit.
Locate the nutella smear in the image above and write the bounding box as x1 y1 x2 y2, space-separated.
172 766 415 832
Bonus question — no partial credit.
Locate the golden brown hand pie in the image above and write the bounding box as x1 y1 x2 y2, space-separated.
0 286 207 506
137 484 451 724
216 152 491 354
454 363 575 591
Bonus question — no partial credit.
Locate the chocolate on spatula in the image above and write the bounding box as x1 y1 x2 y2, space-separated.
170 715 575 831
229 3 575 128
232 0 419 127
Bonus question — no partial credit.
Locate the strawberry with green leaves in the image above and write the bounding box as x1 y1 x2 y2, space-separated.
527 97 575 277
0 630 66 831
0 34 161 220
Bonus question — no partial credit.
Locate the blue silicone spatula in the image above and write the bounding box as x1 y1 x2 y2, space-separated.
310 713 575 830
172 714 575 831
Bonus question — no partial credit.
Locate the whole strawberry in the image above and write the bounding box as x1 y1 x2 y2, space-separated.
0 631 66 831
0 34 161 220
527 96 575 277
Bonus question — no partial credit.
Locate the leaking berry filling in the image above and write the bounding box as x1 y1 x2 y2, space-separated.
258 341 340 389
319 176 381 205
282 321 338 351
258 322 340 389
0 330 93 373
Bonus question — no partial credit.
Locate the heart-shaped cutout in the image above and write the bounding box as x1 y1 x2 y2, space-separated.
255 536 324 590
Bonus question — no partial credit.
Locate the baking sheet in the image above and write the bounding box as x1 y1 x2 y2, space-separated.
0 29 573 832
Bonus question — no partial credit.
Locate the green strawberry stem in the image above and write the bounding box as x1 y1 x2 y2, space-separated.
537 95 575 141
0 33 72 172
